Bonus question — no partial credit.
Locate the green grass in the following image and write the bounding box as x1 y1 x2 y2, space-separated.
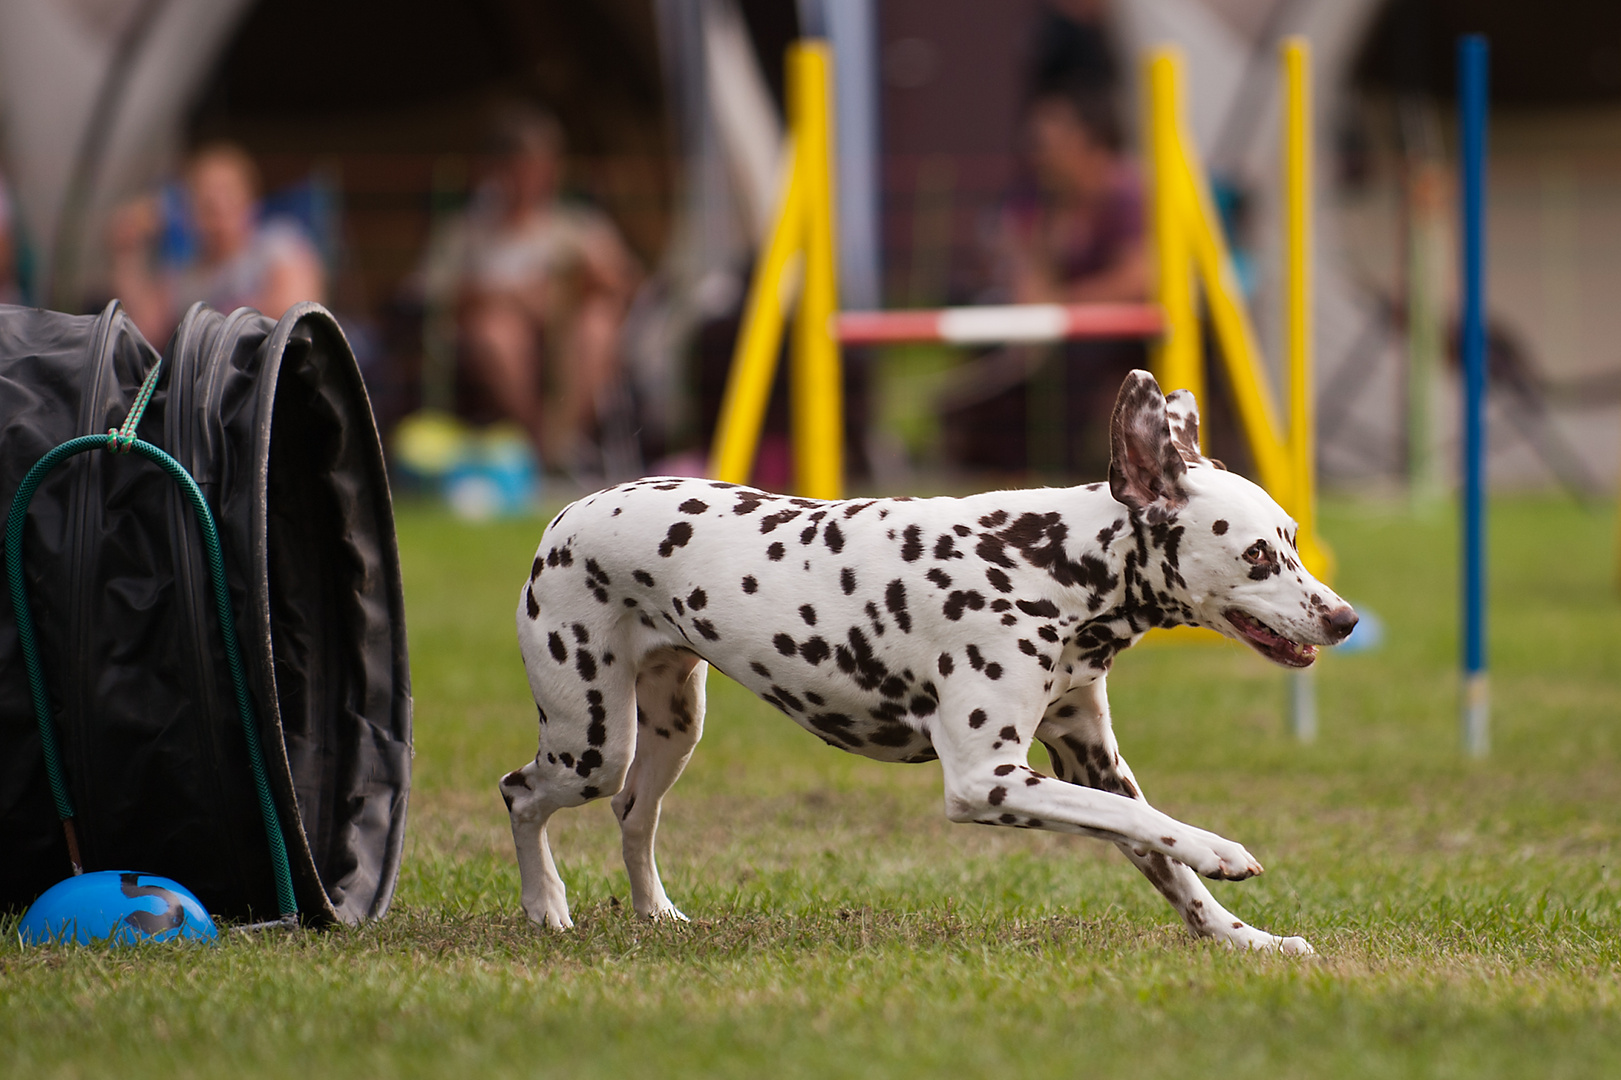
5 494 1621 1078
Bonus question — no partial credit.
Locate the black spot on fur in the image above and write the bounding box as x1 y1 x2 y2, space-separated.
693 618 721 641
548 632 568 663
942 590 985 621
1016 598 1060 619
575 650 597 682
800 604 818 625
988 786 1007 806
999 725 1020 743
751 661 772 679
770 685 805 713
767 542 786 561
659 521 694 556
984 567 1012 593
926 567 952 589
938 652 954 676
742 575 758 594
968 708 987 728
633 570 656 587
760 509 801 534
984 663 1003 680
1213 519 1229 535
525 587 540 619
885 579 912 633
900 525 924 561
824 521 845 553
688 587 708 610
774 633 797 656
975 534 1016 568
799 636 831 665
841 567 857 594
679 498 709 515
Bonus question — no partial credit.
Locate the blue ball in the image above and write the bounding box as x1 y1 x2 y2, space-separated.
18 871 218 946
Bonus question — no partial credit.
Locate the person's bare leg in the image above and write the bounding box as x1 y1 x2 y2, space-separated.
462 294 547 453
547 294 621 468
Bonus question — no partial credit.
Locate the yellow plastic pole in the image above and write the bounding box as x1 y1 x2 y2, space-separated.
709 147 806 484
1282 37 1329 579
1146 51 1204 432
789 41 844 499
1172 139 1293 507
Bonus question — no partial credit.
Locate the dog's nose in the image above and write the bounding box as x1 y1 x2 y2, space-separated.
1324 605 1358 642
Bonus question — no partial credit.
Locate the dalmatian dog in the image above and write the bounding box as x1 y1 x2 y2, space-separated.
501 370 1356 953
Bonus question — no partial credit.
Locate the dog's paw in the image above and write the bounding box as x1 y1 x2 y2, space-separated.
644 904 689 924
1184 833 1264 881
522 902 575 931
1273 935 1315 956
1215 924 1314 956
1234 932 1315 956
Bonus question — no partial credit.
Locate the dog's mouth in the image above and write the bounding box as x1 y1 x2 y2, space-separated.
1223 609 1318 668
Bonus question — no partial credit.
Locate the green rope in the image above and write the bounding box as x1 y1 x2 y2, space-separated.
3 361 297 920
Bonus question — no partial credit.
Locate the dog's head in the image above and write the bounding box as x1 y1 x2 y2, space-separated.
1108 370 1357 667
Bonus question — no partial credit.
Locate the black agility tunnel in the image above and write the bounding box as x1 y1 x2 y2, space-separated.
0 301 410 925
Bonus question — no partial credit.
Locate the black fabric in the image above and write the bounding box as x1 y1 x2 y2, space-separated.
0 301 410 926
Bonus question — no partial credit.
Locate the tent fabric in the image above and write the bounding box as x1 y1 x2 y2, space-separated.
0 300 410 926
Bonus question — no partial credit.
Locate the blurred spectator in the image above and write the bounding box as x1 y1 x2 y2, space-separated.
995 86 1146 305
420 106 636 470
0 173 22 305
941 83 1147 476
108 143 325 344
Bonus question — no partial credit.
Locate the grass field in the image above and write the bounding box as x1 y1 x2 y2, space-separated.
4 492 1620 1078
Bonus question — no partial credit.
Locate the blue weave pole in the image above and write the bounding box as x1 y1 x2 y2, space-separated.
1458 35 1489 758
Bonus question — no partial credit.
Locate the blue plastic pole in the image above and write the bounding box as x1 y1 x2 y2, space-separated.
1459 35 1489 757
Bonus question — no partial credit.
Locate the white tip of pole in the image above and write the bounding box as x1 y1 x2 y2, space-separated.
1289 666 1317 743
1463 671 1490 758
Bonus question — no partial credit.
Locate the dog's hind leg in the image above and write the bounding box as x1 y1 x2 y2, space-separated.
612 647 707 920
1037 677 1313 955
504 619 641 929
500 763 574 929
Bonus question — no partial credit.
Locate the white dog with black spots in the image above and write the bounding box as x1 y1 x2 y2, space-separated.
500 370 1356 954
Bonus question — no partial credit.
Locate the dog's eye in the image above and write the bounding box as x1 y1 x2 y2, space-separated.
1243 541 1273 566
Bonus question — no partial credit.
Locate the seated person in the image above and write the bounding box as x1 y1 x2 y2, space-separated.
995 86 1146 305
420 106 636 470
941 86 1148 476
109 143 325 344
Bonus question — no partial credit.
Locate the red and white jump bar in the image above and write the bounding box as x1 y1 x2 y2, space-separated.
835 302 1163 346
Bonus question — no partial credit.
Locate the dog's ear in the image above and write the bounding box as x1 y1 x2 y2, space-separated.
1109 370 1188 516
1164 389 1203 464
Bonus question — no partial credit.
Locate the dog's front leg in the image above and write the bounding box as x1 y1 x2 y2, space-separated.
1037 678 1313 955
934 700 1263 881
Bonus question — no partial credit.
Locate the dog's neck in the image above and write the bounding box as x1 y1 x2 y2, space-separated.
1048 483 1194 638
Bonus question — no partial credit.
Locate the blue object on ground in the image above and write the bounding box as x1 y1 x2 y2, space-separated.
19 871 218 946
